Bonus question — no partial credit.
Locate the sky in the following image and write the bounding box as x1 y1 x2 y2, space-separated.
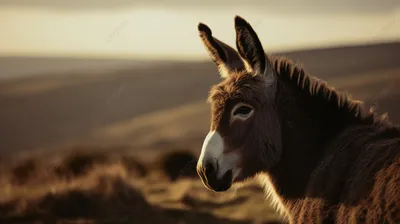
0 0 399 60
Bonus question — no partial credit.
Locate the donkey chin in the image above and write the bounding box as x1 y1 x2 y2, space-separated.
196 130 244 192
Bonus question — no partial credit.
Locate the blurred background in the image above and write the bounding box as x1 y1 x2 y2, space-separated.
0 1 399 223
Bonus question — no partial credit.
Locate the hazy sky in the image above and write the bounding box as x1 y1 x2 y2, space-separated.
0 0 399 59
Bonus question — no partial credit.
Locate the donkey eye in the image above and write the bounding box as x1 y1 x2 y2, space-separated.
233 106 252 116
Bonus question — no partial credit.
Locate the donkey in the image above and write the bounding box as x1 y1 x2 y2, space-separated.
196 16 400 224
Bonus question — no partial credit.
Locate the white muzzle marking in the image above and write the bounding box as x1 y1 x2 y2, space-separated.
197 130 240 180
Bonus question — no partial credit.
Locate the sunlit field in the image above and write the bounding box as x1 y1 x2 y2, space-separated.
0 1 399 223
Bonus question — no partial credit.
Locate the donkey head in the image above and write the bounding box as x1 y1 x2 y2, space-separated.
196 16 282 192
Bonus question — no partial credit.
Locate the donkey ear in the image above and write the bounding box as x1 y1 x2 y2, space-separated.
198 23 245 78
234 16 275 82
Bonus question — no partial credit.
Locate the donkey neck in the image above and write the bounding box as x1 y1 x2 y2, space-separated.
266 60 374 200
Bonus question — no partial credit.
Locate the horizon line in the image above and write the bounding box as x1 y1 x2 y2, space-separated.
0 39 398 61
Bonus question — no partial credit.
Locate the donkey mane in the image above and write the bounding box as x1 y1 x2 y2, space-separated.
273 56 379 122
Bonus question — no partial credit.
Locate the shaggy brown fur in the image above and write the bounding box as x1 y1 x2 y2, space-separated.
197 16 400 223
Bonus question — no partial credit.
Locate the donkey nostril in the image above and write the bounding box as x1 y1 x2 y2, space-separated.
205 161 216 177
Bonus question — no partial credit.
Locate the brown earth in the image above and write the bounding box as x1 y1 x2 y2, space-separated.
0 42 399 223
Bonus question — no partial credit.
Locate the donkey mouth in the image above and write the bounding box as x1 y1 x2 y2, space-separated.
204 169 233 192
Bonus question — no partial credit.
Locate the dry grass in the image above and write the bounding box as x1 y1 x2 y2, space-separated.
152 149 198 181
0 148 282 224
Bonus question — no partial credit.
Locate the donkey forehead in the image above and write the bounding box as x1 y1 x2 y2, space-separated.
208 73 266 105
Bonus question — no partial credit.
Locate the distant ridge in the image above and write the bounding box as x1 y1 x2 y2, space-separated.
0 41 398 80
1 40 399 61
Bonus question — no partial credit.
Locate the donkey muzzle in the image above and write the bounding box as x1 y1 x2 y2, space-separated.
197 131 236 192
197 160 233 192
